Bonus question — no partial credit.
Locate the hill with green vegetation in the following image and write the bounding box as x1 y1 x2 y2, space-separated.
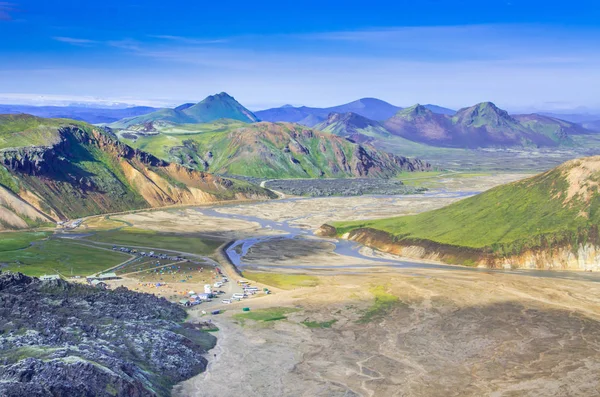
314 112 392 143
513 113 591 137
109 92 259 128
383 102 577 148
0 114 273 230
326 156 600 269
116 120 431 178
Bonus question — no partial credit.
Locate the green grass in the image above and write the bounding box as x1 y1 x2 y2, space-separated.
302 319 337 328
233 307 300 324
2 346 62 364
83 227 225 256
0 231 50 252
0 238 131 276
242 271 319 289
333 160 600 255
358 285 403 324
0 114 77 149
0 165 20 194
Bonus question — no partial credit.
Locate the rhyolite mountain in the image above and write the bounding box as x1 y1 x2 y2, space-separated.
109 92 259 128
323 155 600 271
0 114 273 230
383 102 577 148
117 120 431 179
255 99 455 127
0 104 158 124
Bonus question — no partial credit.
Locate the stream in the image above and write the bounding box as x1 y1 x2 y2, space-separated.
197 192 600 283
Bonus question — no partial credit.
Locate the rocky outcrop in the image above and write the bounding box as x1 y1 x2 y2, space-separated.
321 225 600 271
0 272 215 396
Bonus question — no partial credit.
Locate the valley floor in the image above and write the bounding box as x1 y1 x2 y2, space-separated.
5 172 600 396
175 269 600 397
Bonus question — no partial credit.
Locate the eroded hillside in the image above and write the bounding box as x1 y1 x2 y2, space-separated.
0 115 274 230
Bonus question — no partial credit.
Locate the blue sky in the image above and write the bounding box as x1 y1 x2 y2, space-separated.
1 0 600 111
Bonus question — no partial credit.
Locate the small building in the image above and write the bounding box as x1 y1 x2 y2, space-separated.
179 299 191 307
40 274 60 281
96 272 119 281
198 293 211 301
91 280 108 289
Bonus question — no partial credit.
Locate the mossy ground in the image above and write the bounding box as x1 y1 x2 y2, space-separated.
0 237 130 276
302 319 337 328
83 227 224 256
0 231 51 252
242 271 319 289
358 285 404 324
233 307 300 324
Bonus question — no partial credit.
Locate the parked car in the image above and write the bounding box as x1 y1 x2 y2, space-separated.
221 299 231 304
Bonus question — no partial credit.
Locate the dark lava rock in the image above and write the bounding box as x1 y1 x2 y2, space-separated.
0 272 215 397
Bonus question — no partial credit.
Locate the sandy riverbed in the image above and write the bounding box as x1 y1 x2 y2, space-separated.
176 269 600 397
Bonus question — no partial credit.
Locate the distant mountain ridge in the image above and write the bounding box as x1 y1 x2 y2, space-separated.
582 120 600 132
381 102 583 148
255 99 455 126
0 104 157 124
313 102 591 148
110 93 259 128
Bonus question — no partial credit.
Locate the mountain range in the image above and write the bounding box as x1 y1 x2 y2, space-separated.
0 114 273 230
255 99 455 127
382 102 579 148
0 104 158 124
312 102 592 148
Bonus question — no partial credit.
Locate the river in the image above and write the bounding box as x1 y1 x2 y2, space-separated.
197 192 600 283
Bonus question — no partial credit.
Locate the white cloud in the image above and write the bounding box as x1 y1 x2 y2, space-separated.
53 37 98 46
148 35 228 45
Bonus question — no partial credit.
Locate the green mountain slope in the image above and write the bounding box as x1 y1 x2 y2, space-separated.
110 92 258 128
117 120 431 178
314 112 391 143
329 156 600 266
0 115 273 230
513 114 590 138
